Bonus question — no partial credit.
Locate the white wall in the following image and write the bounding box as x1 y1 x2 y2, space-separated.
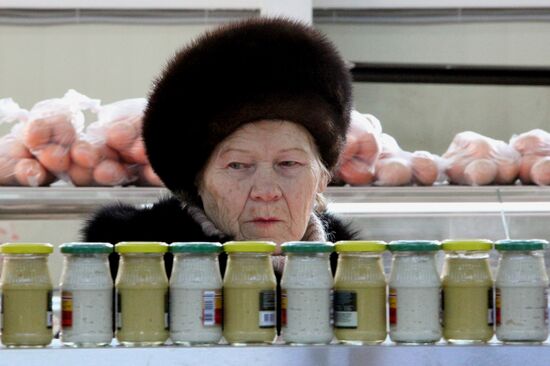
0 23 213 111
317 22 550 154
2 19 550 153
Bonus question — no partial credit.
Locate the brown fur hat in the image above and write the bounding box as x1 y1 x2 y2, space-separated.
143 17 352 202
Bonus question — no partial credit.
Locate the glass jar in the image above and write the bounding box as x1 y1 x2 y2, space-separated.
0 243 54 347
441 239 494 344
169 242 223 345
495 239 549 343
280 241 334 345
223 241 277 345
59 242 114 347
388 240 441 344
114 241 169 346
333 241 387 344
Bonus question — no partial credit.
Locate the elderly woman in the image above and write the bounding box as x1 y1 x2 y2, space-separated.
83 18 358 275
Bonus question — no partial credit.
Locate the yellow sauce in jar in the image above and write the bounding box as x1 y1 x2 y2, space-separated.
442 240 494 343
0 243 53 347
334 241 387 344
223 241 277 345
115 242 169 346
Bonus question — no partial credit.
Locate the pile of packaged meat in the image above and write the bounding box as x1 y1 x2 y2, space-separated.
0 91 162 187
1 93 549 187
336 111 550 187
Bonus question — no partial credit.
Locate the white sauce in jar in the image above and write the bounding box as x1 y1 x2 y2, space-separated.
496 251 549 342
60 254 113 346
281 252 334 344
389 253 441 343
170 253 222 345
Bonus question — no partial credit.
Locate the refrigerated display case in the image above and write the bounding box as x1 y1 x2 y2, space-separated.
1 185 550 365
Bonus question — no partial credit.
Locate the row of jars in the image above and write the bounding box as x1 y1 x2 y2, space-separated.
0 239 548 347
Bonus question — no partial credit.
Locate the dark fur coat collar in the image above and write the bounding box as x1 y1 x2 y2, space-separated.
82 196 358 245
82 195 358 280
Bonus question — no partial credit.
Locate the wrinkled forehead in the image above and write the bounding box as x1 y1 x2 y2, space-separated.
215 120 318 156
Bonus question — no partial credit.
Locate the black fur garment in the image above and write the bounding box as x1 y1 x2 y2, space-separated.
142 17 353 203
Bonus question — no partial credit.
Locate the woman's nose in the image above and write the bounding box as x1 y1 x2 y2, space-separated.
250 167 282 202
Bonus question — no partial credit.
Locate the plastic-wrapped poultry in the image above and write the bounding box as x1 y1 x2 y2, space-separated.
443 131 520 185
375 134 443 186
81 98 163 187
510 129 550 185
0 98 55 187
337 111 382 185
337 111 444 186
374 134 413 186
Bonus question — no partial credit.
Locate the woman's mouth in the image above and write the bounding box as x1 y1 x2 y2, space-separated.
251 217 281 226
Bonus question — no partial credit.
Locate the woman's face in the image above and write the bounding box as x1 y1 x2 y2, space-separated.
199 120 327 246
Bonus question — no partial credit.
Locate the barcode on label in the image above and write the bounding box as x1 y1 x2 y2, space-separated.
259 311 275 327
116 292 122 329
329 289 334 325
259 290 276 328
203 291 215 326
47 311 53 328
47 290 53 329
334 291 357 328
164 291 170 330
487 288 494 326
545 288 549 325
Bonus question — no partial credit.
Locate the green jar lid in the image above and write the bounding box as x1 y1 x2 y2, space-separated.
170 242 222 254
60 242 113 254
389 240 440 252
281 241 334 253
495 239 548 251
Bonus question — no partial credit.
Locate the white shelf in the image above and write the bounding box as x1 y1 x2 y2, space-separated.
2 0 549 9
2 339 550 366
0 0 261 10
313 0 550 9
1 185 550 219
326 185 550 202
0 186 166 219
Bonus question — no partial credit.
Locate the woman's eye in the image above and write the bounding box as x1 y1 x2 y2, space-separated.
279 161 299 168
228 162 248 169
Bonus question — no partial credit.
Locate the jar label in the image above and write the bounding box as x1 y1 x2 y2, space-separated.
0 292 3 331
61 291 73 328
116 291 122 330
281 289 287 327
165 290 170 330
334 290 357 328
488 288 494 326
440 289 444 326
47 290 53 329
329 289 334 326
389 288 397 325
202 290 222 326
496 288 501 326
545 288 549 325
259 290 276 328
